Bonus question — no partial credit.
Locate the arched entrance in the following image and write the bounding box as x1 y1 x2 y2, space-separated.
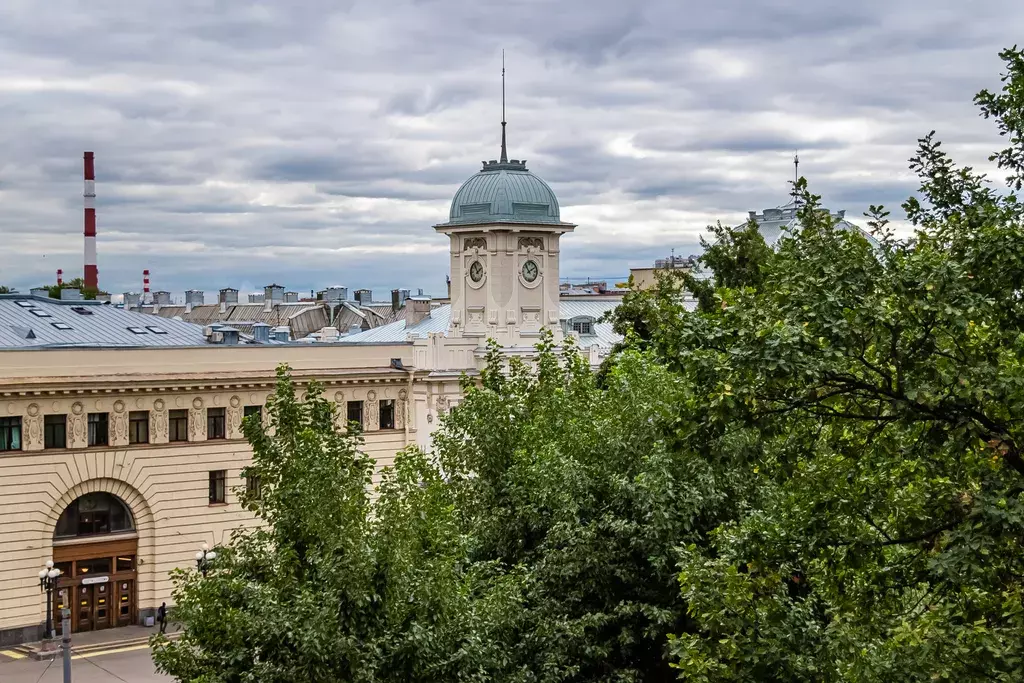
51 492 139 634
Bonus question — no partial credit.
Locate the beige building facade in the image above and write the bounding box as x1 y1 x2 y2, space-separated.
0 343 462 645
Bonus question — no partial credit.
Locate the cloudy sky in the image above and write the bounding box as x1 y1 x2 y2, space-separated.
0 0 1020 300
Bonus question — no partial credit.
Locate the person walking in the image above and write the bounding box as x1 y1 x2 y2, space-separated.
157 602 167 634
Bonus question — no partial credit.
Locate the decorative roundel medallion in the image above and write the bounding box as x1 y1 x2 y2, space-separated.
71 401 84 416
230 395 241 408
51 401 61 412
113 400 125 414
367 390 377 401
27 403 40 417
135 398 145 409
192 397 204 410
213 395 222 407
154 399 165 411
334 391 344 403
398 389 408 400
522 259 539 282
469 260 484 283
249 392 259 404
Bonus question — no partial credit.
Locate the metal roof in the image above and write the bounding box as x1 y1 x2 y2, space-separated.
438 164 574 228
0 295 208 349
341 300 646 350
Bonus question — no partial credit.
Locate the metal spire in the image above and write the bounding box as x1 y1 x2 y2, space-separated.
500 50 508 164
792 151 800 207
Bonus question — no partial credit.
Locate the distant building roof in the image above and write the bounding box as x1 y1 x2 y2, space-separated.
0 295 207 349
746 201 880 250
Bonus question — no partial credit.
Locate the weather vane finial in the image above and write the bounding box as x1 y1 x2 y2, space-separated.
500 50 508 164
792 151 800 206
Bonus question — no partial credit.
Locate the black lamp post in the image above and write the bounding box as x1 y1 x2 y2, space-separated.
195 543 217 577
38 560 61 639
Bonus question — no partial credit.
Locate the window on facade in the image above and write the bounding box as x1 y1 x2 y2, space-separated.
44 415 67 449
76 557 112 575
116 556 135 572
379 400 396 430
209 470 227 504
207 408 226 440
0 417 22 451
53 492 135 538
243 405 262 421
571 319 593 336
169 410 188 442
346 400 363 428
246 473 262 500
129 411 149 444
87 413 109 447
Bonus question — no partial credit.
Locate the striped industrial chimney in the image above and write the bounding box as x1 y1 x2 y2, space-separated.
57 269 63 286
143 269 151 304
83 152 98 291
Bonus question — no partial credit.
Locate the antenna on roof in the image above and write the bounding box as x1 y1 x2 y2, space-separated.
792 151 800 208
500 50 508 164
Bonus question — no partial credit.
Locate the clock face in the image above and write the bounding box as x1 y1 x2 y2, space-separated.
522 260 539 282
469 260 484 283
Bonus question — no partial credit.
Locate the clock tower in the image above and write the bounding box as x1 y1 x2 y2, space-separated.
435 149 575 345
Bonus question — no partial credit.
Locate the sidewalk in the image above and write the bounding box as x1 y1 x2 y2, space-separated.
15 623 181 660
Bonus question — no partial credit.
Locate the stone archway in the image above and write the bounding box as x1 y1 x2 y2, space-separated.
39 478 156 631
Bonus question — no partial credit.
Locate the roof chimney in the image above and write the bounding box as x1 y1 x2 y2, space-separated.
56 269 63 286
355 289 372 306
252 322 271 343
407 295 431 327
142 269 151 304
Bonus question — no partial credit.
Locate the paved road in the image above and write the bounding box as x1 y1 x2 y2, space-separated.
0 643 171 682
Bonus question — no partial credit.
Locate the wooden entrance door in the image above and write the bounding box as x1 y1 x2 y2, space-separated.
74 582 112 632
115 580 134 627
75 584 94 632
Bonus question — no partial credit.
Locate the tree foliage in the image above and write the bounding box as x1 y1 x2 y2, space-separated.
44 277 106 300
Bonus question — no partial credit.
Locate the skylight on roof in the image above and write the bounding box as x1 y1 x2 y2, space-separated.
71 306 94 315
15 300 35 308
51 322 73 330
127 327 147 335
29 309 52 318
145 326 168 334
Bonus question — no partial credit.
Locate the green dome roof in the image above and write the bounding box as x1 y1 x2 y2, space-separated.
440 159 568 227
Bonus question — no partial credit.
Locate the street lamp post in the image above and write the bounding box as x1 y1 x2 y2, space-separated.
195 543 217 577
38 559 61 640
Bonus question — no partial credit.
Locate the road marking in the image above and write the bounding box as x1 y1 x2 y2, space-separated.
72 643 150 660
0 649 27 659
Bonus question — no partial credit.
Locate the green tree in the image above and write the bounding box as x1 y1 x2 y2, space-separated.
652 48 1024 681
0 286 11 294
44 277 106 300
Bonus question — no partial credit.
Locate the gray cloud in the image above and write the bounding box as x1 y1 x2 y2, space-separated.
1 0 1021 299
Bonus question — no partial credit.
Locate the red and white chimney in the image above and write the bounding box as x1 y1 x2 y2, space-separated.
83 152 98 291
57 269 63 286
143 269 151 304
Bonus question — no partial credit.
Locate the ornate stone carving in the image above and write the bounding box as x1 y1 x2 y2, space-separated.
228 405 242 439
113 399 125 414
464 236 487 250
151 406 168 444
435 395 449 415
396 398 407 430
518 236 544 250
365 390 379 431
189 406 205 441
23 406 42 450
112 410 128 446
69 401 87 449
229 395 241 409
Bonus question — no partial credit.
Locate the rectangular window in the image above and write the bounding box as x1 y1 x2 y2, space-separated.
243 405 262 420
115 556 134 572
246 473 261 500
87 413 109 447
346 400 363 428
0 416 22 451
129 411 149 444
209 470 226 504
44 415 67 449
572 320 593 336
207 408 226 440
169 410 188 442
379 400 395 430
